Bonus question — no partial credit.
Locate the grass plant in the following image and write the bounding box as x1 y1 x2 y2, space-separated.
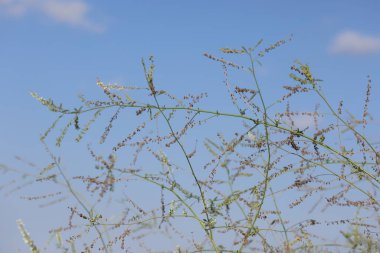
2 39 379 253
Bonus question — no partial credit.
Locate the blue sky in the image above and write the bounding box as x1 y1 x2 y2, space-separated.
1 1 380 252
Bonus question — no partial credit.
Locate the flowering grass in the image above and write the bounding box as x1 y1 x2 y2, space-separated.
2 39 379 253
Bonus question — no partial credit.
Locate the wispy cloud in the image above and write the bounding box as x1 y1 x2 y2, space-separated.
330 30 380 55
0 0 104 32
280 113 316 130
293 115 314 129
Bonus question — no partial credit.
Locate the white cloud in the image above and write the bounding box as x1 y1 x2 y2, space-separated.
0 0 104 32
282 114 314 130
330 30 380 55
292 115 314 129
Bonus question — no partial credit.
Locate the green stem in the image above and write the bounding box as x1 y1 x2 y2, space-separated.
239 51 271 252
151 94 219 252
45 146 110 253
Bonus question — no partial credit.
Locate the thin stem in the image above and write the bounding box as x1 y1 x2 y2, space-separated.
44 145 110 253
64 102 379 184
151 94 219 252
239 50 272 252
313 84 379 157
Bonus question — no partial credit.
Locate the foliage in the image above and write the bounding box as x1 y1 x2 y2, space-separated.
2 39 379 252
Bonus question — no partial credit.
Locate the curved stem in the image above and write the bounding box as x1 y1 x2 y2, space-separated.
151 94 219 252
239 51 271 252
